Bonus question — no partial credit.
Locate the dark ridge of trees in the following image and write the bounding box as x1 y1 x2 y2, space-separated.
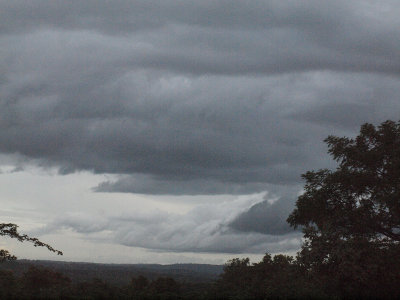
211 254 326 299
0 265 195 299
0 259 222 287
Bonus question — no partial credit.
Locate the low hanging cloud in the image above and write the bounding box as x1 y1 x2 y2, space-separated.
39 193 301 253
95 175 270 195
229 190 301 235
1 0 400 197
1 70 400 195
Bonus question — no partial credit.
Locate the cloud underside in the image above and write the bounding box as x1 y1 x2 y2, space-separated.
1 68 399 195
1 1 400 253
40 193 301 254
1 1 400 196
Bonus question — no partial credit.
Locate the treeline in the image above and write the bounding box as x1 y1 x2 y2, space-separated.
0 265 207 299
2 247 400 299
213 247 400 299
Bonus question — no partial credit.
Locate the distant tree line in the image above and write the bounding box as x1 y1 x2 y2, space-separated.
0 265 187 299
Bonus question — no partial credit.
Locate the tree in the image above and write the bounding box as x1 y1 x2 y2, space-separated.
213 254 324 299
287 120 400 298
0 223 62 261
288 120 400 241
212 258 254 299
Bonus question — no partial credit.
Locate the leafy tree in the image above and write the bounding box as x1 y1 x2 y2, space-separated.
220 257 251 287
215 257 254 299
287 120 400 298
288 120 400 242
212 254 323 299
0 223 62 261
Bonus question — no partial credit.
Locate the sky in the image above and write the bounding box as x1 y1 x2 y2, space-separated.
1 0 400 264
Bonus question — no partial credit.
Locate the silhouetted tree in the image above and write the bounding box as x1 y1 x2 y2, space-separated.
288 120 400 298
214 257 254 299
0 223 62 261
213 253 324 299
288 120 400 241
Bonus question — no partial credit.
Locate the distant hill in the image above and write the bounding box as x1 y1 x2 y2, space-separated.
0 260 223 286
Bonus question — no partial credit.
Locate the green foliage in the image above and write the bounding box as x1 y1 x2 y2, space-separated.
288 120 400 298
0 249 16 262
212 253 325 299
288 120 400 242
214 258 254 299
213 120 400 299
0 223 62 261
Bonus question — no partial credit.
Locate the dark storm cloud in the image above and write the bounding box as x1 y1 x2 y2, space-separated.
0 0 356 35
230 199 295 235
229 189 301 235
95 175 269 195
1 0 400 196
1 1 400 75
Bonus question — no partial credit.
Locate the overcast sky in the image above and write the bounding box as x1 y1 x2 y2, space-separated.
1 0 399 264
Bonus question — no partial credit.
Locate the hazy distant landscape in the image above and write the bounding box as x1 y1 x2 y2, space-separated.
0 259 223 286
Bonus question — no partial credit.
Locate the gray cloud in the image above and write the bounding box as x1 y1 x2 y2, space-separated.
39 193 302 253
1 1 400 75
95 175 269 195
1 68 399 194
229 188 301 235
1 1 400 197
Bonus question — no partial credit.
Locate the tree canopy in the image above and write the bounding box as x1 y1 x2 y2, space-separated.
288 120 400 242
287 120 400 298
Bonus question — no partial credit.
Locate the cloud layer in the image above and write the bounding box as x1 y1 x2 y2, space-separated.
40 193 301 254
1 0 400 255
2 1 400 196
2 1 400 75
